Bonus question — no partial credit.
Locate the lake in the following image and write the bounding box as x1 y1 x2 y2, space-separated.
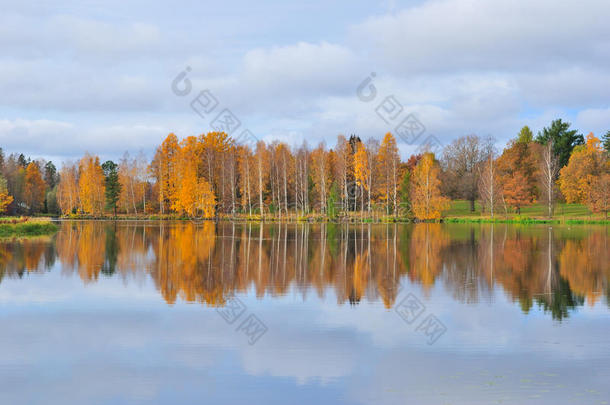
1 221 609 405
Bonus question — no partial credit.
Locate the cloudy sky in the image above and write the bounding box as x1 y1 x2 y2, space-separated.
1 0 609 163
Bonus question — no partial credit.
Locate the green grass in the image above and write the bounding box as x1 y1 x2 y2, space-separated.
443 200 607 224
445 200 594 217
0 222 58 237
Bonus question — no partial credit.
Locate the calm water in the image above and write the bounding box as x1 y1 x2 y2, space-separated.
1 221 609 405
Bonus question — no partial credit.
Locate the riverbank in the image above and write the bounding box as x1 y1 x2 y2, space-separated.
0 218 59 237
443 200 609 224
39 200 609 224
443 217 609 224
52 214 609 225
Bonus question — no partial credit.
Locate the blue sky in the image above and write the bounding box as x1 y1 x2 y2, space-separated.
1 0 609 163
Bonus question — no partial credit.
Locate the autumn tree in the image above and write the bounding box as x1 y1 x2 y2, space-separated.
0 175 13 214
378 132 400 215
294 142 309 215
411 153 449 220
590 173 610 219
254 141 270 217
199 131 233 213
151 133 180 214
119 152 140 215
441 135 487 212
497 128 538 213
78 154 105 216
274 143 293 216
537 140 559 217
559 133 609 216
398 167 411 217
23 162 46 214
310 142 331 213
174 136 216 218
224 144 238 214
354 142 371 213
1 154 26 214
237 145 255 215
405 154 422 171
57 162 79 215
135 151 150 213
478 147 503 217
334 135 352 212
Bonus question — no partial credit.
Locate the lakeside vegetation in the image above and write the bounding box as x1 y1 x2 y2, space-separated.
443 200 609 224
0 217 58 237
1 119 609 223
56 203 609 224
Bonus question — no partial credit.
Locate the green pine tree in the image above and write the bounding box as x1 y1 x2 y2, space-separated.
327 181 339 220
102 161 121 217
535 119 584 168
602 130 610 154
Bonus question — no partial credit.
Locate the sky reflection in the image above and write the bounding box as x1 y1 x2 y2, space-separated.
0 222 609 404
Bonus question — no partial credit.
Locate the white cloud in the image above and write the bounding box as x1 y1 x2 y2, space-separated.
575 108 610 135
0 118 170 161
352 0 610 74
1 0 609 161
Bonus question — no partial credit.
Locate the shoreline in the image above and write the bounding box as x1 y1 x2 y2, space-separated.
44 215 610 225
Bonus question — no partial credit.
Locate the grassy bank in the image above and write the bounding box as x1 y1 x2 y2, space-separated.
53 201 609 224
443 201 609 224
0 218 59 237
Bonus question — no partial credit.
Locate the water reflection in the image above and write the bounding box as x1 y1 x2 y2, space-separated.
1 222 608 318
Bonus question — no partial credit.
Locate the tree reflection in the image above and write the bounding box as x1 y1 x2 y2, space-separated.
0 222 608 320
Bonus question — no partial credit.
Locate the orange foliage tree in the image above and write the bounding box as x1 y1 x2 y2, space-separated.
497 131 538 213
310 142 331 213
151 133 180 214
559 133 609 217
78 154 105 215
410 153 449 220
377 132 400 215
37 125 610 221
57 163 79 215
23 162 46 213
0 175 13 214
354 142 372 213
174 136 216 218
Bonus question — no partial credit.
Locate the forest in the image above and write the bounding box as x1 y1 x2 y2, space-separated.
1 119 609 220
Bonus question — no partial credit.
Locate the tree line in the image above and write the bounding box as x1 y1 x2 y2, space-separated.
1 119 609 219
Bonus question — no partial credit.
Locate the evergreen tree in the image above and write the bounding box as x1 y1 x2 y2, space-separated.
44 161 58 188
602 130 610 154
17 153 29 168
327 181 339 219
517 126 533 144
535 119 584 168
102 161 121 217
